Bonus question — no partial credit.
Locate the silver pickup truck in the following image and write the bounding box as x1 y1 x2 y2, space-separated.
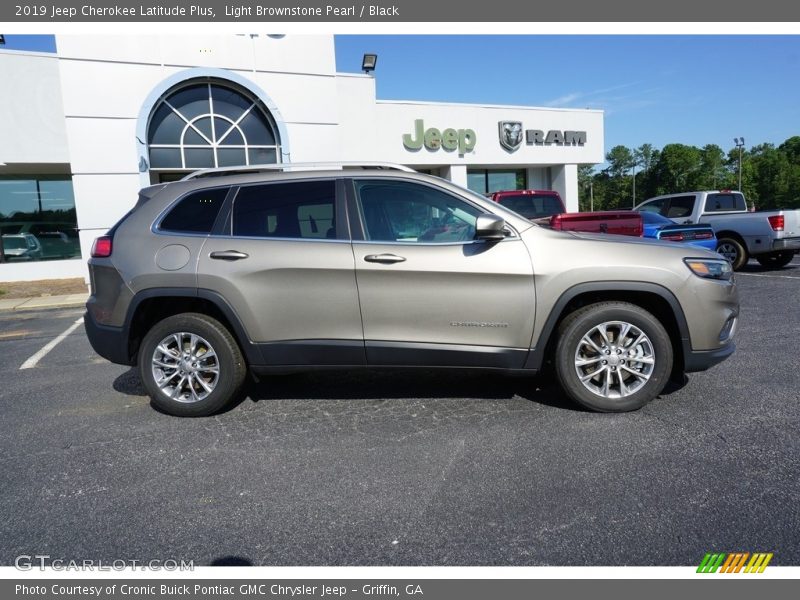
635 190 800 269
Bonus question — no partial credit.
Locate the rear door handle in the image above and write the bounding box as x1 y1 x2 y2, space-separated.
210 250 249 261
364 253 406 264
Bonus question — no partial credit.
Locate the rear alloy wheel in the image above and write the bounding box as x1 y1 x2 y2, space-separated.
555 302 673 412
139 313 246 417
755 251 794 269
716 237 748 270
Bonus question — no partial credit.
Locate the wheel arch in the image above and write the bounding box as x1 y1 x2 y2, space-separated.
715 230 746 246
526 282 691 375
122 288 260 366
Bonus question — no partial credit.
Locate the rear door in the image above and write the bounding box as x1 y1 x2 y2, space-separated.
197 178 364 365
349 178 535 368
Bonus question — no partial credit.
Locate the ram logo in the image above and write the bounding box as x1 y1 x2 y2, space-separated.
499 121 523 152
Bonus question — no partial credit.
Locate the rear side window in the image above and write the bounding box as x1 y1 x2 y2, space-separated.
160 187 229 233
232 180 336 239
705 193 746 212
499 193 562 219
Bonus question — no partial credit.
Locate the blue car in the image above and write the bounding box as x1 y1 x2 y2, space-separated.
639 211 717 251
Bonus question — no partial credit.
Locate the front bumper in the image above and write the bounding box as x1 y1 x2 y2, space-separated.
683 341 736 373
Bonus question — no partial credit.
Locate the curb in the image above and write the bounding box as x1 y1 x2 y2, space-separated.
0 294 88 312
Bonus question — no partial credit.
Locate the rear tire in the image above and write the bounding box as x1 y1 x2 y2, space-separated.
555 302 673 412
138 313 246 417
716 237 748 270
755 251 794 269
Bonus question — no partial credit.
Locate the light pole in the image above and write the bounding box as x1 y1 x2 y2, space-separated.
734 137 745 192
631 163 637 208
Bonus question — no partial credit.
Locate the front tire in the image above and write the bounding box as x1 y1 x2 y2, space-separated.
555 302 673 412
716 237 748 270
755 251 794 269
138 313 246 417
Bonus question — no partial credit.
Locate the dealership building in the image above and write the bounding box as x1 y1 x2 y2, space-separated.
0 34 604 281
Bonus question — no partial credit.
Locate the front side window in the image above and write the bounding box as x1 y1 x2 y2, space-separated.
355 180 480 243
232 180 336 240
160 187 229 234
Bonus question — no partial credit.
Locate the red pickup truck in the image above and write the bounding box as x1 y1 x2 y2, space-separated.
490 190 643 236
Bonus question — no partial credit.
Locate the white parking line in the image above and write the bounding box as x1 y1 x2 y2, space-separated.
19 317 84 370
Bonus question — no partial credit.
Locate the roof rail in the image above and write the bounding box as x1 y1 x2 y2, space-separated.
181 162 416 181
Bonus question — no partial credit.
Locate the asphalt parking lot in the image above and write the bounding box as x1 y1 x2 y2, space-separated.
1 258 799 567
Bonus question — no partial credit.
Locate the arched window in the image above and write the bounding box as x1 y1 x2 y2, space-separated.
147 80 281 174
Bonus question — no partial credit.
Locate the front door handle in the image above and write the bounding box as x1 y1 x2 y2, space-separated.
210 250 249 261
364 253 406 264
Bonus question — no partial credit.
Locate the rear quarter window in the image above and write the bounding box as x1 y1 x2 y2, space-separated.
159 187 229 234
704 193 746 212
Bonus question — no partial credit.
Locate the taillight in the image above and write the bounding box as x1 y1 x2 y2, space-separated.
768 215 784 231
695 231 714 239
661 232 685 242
91 236 113 258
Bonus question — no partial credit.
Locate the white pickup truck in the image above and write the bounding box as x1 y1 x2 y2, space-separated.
635 190 800 270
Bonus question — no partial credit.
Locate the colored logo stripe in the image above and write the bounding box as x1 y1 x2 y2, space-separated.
697 552 773 573
697 553 726 573
745 553 773 573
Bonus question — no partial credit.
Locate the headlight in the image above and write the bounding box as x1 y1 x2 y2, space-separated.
684 258 734 281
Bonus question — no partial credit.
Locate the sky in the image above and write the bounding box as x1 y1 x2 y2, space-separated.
335 35 800 155
3 34 798 157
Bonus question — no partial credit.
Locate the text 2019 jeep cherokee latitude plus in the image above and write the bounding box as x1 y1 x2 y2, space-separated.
85 166 738 416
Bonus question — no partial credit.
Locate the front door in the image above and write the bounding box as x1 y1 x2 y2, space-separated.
350 178 535 368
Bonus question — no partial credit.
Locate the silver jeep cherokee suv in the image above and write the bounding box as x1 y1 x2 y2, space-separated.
85 164 738 417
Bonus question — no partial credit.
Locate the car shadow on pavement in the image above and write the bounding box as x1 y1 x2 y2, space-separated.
242 368 582 412
112 366 583 414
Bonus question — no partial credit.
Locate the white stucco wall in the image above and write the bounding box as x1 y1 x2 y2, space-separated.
0 50 69 167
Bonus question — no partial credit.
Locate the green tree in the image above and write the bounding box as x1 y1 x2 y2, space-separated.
699 144 727 190
650 144 703 194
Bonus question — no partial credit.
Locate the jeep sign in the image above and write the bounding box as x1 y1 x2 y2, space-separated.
403 119 477 155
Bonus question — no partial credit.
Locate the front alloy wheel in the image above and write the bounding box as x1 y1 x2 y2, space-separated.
555 302 673 412
573 321 655 399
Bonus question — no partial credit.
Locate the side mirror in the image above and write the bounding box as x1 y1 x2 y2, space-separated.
475 214 507 241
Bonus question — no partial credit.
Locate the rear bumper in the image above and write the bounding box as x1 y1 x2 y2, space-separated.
83 310 133 366
773 237 800 252
683 341 736 373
